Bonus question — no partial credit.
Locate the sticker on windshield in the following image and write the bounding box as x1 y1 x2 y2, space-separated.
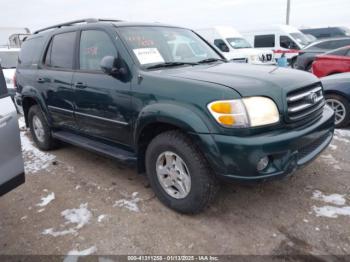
133 48 164 65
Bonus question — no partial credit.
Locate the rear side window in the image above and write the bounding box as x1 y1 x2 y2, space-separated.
214 39 229 52
18 36 44 68
330 39 350 49
254 35 275 48
45 32 76 69
280 35 299 49
0 67 7 96
327 48 348 56
79 30 117 71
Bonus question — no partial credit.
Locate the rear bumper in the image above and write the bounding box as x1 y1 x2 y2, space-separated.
197 105 335 181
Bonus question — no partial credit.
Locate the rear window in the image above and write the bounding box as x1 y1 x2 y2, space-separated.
45 32 76 69
254 35 275 48
18 36 44 68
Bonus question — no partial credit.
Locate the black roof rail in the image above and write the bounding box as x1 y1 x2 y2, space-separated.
33 18 123 34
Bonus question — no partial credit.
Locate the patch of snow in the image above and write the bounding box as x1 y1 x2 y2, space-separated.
20 132 56 174
42 228 77 237
312 190 346 206
36 192 55 207
42 203 92 237
18 117 26 129
335 129 350 138
114 192 141 212
75 185 81 190
63 246 97 262
312 205 350 218
20 216 27 220
315 227 320 231
329 144 337 150
37 208 45 213
303 219 309 223
62 203 92 229
97 215 106 222
333 135 349 144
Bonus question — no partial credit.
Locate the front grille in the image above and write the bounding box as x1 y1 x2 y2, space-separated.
298 132 331 161
286 84 325 122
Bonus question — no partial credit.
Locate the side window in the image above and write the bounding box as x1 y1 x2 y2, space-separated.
280 35 299 49
18 36 44 68
316 41 332 49
330 40 350 49
347 50 350 57
0 67 7 97
45 32 76 69
214 39 229 52
79 30 117 71
254 35 275 48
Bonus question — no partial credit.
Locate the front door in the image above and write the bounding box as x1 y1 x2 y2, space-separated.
73 29 132 144
38 31 77 130
0 66 24 196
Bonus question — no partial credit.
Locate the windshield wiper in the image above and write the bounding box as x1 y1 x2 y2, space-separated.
146 62 198 69
197 58 226 64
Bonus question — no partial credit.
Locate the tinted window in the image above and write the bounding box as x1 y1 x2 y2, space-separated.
45 32 76 69
280 35 299 49
79 30 117 71
254 35 275 48
327 47 348 56
0 67 7 96
214 39 229 52
18 36 44 68
330 39 350 49
314 40 333 49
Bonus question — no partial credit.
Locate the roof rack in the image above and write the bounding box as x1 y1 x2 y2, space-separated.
33 18 123 34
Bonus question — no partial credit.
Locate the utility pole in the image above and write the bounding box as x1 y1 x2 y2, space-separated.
286 0 291 25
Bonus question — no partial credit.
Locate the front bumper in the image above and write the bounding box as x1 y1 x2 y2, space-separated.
197 105 335 181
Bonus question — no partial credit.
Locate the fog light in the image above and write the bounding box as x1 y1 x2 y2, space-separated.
257 156 269 171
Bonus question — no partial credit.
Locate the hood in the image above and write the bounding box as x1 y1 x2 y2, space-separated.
156 62 319 109
160 62 318 96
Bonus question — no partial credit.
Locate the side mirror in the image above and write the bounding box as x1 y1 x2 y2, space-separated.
100 56 127 77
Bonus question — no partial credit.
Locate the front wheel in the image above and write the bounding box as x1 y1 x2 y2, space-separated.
145 130 219 214
326 94 350 128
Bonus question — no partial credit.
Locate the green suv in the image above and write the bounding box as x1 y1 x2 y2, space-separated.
15 19 335 213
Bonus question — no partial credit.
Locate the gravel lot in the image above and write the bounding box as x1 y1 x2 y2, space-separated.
0 118 350 258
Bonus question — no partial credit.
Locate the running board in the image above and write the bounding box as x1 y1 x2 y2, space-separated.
52 131 137 165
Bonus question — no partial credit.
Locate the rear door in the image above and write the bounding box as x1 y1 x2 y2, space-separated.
0 65 25 196
38 31 78 130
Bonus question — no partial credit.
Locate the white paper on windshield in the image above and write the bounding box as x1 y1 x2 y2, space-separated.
133 48 164 65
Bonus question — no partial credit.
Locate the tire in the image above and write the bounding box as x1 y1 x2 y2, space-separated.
28 105 57 150
325 94 350 128
145 130 219 214
290 57 297 68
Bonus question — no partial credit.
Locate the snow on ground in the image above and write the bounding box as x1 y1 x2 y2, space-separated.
312 190 346 206
63 246 97 262
42 203 92 237
312 190 350 218
36 192 55 207
333 129 350 144
312 206 350 218
97 214 106 222
114 192 141 212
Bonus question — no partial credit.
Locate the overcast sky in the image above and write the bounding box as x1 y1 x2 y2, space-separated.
1 0 349 32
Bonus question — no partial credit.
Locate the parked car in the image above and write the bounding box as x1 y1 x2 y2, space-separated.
243 25 311 67
322 73 350 127
312 46 350 78
16 19 335 214
296 37 350 72
0 66 25 196
196 26 275 65
301 27 350 39
0 47 20 99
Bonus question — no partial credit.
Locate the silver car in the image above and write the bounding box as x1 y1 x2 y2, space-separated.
0 65 24 196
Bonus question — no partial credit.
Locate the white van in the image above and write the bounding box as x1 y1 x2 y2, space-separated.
196 26 275 65
242 25 311 67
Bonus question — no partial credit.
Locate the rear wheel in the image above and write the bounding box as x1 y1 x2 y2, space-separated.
145 130 219 214
28 105 57 150
326 94 350 128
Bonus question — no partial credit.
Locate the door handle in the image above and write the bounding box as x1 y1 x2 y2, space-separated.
0 115 12 127
37 78 45 83
74 82 87 89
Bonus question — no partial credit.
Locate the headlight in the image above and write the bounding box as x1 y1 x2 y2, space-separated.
208 97 279 128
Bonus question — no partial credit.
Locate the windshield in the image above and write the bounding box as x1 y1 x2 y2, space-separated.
0 51 18 68
290 32 310 47
118 26 221 67
226 37 252 49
